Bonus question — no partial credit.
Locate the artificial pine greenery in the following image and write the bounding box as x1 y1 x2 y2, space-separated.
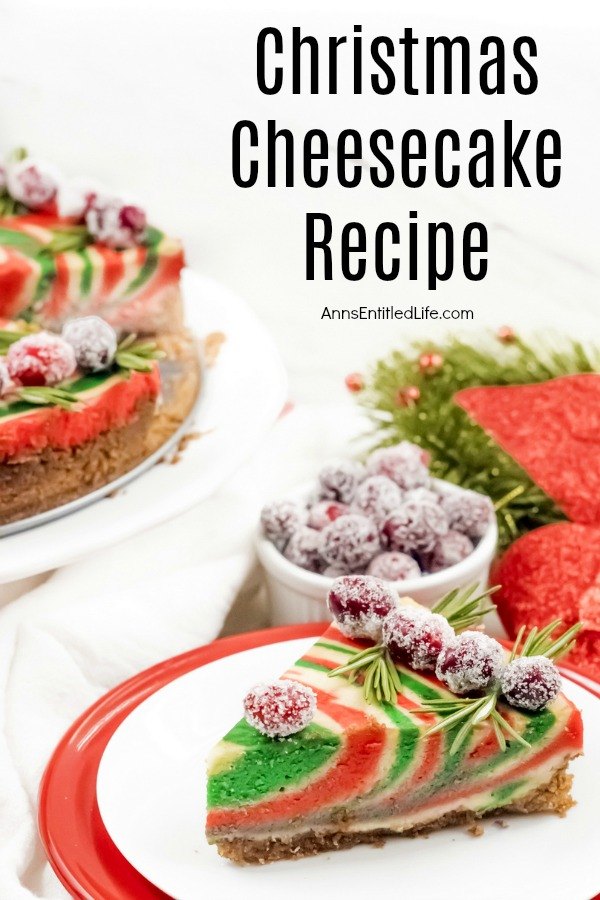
359 333 599 550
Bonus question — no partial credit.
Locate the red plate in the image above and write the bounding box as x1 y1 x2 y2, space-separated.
39 623 600 900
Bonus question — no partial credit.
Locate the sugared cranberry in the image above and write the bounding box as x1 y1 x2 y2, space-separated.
352 475 403 524
367 551 421 582
0 359 14 398
85 194 147 248
320 514 380 570
439 488 494 540
62 316 117 372
327 574 397 640
260 500 306 550
317 460 365 504
284 527 325 573
500 656 561 711
383 607 454 671
243 680 316 738
6 332 76 387
6 158 58 210
436 631 504 695
307 500 349 530
381 498 449 555
420 530 474 573
366 443 430 489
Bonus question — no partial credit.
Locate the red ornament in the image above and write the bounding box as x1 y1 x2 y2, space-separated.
418 351 444 375
492 522 600 682
456 374 600 524
395 385 420 407
497 325 516 344
345 372 364 393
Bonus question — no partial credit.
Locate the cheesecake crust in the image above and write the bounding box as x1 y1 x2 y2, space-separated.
212 764 575 865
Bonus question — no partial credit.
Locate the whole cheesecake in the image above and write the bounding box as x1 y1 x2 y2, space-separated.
0 152 200 526
206 596 583 864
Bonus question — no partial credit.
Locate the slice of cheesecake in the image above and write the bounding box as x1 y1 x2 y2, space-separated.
0 214 184 334
206 614 583 864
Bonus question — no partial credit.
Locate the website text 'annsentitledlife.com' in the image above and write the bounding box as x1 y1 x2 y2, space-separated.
321 306 474 321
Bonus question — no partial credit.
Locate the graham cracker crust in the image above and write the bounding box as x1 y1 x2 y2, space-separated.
212 764 575 865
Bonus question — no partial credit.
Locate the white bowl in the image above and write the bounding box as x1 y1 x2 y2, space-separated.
257 480 498 626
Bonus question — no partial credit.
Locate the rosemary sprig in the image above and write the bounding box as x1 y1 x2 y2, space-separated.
431 583 499 633
115 335 165 373
508 619 583 663
18 386 81 410
328 644 402 705
414 692 531 755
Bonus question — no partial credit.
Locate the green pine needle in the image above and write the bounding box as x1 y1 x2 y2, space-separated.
115 335 165 373
359 332 599 551
509 619 583 663
329 644 402 705
431 583 498 632
18 386 81 410
414 692 531 755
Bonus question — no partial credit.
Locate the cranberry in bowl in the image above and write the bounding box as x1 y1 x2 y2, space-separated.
256 445 498 626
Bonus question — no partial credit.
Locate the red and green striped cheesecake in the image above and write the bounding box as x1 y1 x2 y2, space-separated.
0 214 184 334
206 595 583 864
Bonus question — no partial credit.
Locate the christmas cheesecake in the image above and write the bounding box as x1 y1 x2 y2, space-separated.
0 149 184 334
206 578 583 864
0 315 198 525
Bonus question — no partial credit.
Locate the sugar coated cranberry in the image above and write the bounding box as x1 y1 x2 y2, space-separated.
436 631 504 695
318 460 365 504
500 656 561 711
383 607 454 671
6 158 58 209
7 332 76 387
260 500 306 550
381 498 449 554
284 526 325 573
0 359 14 398
352 475 403 523
367 551 421 582
420 530 474 573
307 500 349 530
243 680 316 738
320 514 380 570
327 574 397 640
62 316 117 372
439 488 494 539
86 194 147 248
367 443 430 489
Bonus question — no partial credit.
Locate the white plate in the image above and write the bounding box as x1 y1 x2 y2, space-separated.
97 637 600 900
0 271 287 583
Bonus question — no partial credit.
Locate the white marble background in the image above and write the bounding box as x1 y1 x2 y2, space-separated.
0 0 598 402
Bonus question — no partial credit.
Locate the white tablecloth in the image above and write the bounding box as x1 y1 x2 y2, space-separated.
0 404 363 899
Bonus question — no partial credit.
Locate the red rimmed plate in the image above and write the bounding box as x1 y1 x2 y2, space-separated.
39 624 600 900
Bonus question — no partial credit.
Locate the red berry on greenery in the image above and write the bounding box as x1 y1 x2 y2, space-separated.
327 574 397 640
418 351 444 375
243 680 316 738
7 332 76 387
382 607 454 671
497 325 516 344
436 631 504 695
500 656 561 711
395 385 420 407
345 372 364 393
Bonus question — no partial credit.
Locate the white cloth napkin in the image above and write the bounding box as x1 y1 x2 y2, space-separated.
0 403 364 899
